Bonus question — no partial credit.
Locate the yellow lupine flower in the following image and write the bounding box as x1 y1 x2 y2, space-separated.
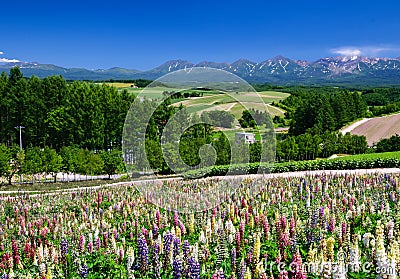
244 266 252 279
326 236 335 262
189 213 195 235
253 233 261 264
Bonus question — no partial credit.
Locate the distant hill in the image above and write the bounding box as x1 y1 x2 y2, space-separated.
2 55 400 86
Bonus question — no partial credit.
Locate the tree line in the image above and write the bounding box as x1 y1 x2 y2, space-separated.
0 67 134 150
276 131 368 161
0 144 124 185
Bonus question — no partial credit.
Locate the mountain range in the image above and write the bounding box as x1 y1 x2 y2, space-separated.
2 55 400 86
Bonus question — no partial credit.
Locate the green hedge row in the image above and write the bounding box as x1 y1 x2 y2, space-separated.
184 157 400 178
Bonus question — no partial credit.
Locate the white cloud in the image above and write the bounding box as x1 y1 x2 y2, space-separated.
331 47 361 57
331 46 400 57
0 58 21 63
0 51 4 55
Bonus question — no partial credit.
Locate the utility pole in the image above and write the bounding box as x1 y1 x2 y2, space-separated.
15 125 25 183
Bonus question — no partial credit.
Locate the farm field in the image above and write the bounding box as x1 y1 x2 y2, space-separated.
331 151 400 161
173 90 289 118
98 82 137 88
1 171 399 278
343 113 400 146
120 87 288 119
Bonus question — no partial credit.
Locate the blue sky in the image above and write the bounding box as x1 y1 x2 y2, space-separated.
1 0 399 70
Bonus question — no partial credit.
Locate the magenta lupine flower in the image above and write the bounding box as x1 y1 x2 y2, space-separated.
262 216 269 239
241 197 246 208
278 270 289 279
174 211 179 227
280 215 287 231
235 231 241 252
88 242 93 253
290 249 306 279
289 218 296 238
155 209 161 227
142 228 149 239
119 248 124 261
342 222 347 240
179 221 185 235
327 217 335 232
78 234 86 252
11 239 20 267
95 238 101 251
254 215 259 227
239 221 245 240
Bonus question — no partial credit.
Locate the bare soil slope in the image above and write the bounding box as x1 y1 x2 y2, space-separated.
349 113 400 146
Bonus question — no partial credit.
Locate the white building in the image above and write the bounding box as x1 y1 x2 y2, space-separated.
235 132 255 144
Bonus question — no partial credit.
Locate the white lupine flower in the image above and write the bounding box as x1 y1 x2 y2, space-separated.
199 231 207 244
375 221 390 279
387 220 395 241
348 242 361 272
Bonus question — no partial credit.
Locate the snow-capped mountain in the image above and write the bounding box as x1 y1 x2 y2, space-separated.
2 56 400 85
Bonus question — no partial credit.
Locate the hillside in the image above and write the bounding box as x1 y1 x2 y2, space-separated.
172 90 288 118
341 113 400 145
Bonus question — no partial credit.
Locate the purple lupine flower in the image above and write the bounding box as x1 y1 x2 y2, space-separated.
138 234 149 273
173 237 181 258
231 248 236 273
0 273 8 279
79 263 89 278
152 224 159 239
163 233 173 268
183 240 190 259
188 257 200 279
173 256 182 279
237 260 246 279
152 242 161 279
61 239 69 257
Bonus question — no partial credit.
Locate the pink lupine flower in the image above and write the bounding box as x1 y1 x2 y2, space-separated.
289 218 296 238
174 211 179 227
88 242 93 253
290 249 306 279
263 216 269 239
79 234 86 252
96 238 101 251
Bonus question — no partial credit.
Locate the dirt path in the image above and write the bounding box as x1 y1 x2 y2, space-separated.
2 168 399 196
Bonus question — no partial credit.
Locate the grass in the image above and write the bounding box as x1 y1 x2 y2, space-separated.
174 90 288 118
0 176 131 193
332 151 400 161
100 82 136 88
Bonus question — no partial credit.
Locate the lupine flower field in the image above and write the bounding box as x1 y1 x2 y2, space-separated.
1 172 400 278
